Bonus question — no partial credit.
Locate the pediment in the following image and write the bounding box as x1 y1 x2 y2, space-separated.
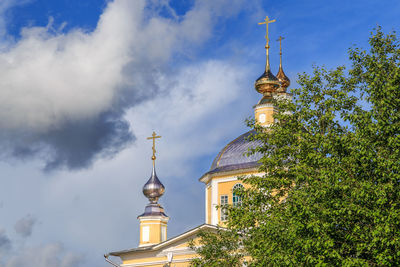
107 224 218 267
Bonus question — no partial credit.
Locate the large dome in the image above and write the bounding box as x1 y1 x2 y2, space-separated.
207 130 263 175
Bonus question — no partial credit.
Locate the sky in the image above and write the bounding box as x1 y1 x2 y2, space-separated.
0 0 399 266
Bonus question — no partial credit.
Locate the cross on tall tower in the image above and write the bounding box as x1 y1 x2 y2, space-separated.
277 36 285 55
147 131 161 162
258 16 276 48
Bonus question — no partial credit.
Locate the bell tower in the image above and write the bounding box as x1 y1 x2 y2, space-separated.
138 131 169 247
254 17 290 127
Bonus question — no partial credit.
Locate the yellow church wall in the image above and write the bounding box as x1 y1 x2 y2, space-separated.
255 106 274 125
174 242 189 249
139 220 167 246
123 255 166 265
120 233 251 267
122 253 169 265
177 236 201 248
120 235 204 267
218 180 251 197
121 250 197 266
174 254 197 261
204 170 262 225
255 105 275 126
217 180 251 224
120 239 250 267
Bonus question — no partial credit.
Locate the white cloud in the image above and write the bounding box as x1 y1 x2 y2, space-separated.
3 243 84 267
0 0 258 266
0 0 245 133
0 0 250 170
0 0 136 132
129 59 252 173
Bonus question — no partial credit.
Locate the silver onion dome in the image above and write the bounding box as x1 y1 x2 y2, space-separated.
139 131 168 218
142 163 165 204
139 162 168 218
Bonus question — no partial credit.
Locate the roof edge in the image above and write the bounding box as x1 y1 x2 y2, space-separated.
199 163 261 184
107 224 218 257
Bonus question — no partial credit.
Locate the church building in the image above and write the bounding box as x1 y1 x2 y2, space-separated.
105 16 291 267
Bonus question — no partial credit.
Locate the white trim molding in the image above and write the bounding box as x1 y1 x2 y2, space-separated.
211 179 218 225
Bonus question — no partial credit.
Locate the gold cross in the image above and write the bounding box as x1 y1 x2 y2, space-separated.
277 36 285 55
147 131 161 161
258 16 276 48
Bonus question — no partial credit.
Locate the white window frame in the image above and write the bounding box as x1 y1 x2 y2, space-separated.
161 225 167 242
142 226 150 242
220 195 228 221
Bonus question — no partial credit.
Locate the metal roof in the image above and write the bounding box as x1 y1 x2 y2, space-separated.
208 130 263 175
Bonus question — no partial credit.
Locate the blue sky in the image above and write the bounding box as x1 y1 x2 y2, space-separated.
0 0 399 266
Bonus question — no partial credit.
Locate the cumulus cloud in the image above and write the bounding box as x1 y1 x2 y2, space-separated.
0 0 247 170
0 0 139 170
14 214 36 238
0 0 260 266
127 59 250 175
3 243 84 267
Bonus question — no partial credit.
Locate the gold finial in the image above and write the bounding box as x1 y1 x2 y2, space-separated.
258 16 276 48
147 131 161 163
276 35 290 91
278 36 284 55
277 36 284 66
258 16 276 72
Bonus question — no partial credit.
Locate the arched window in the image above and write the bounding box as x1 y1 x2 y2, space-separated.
232 183 244 207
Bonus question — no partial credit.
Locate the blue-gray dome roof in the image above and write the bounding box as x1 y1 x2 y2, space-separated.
208 130 262 174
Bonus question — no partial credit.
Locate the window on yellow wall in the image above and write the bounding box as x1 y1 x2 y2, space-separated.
220 195 228 221
161 225 166 242
232 183 244 207
142 226 150 242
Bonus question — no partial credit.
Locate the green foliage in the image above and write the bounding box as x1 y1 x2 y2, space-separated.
189 228 245 267
191 27 400 266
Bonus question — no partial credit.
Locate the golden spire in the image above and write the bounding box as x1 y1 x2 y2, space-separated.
147 131 161 166
258 16 276 72
278 36 284 67
276 36 290 92
255 16 280 97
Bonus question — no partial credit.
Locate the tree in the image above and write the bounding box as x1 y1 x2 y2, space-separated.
189 228 245 267
191 27 400 266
